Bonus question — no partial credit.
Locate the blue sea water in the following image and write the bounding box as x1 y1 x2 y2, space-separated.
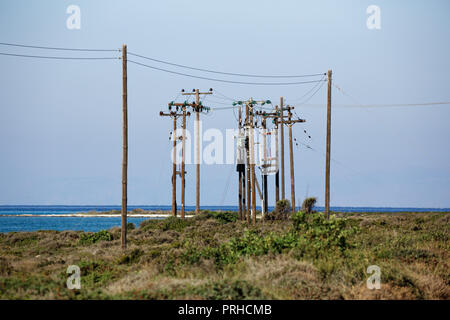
0 205 448 233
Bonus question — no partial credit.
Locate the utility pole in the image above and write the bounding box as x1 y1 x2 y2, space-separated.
279 97 286 200
262 117 268 216
181 88 213 215
325 70 332 219
287 107 296 214
181 106 187 219
237 106 244 220
159 110 184 216
275 105 305 214
234 99 271 223
274 105 280 204
121 44 127 250
256 109 280 211
172 115 177 216
162 102 192 219
249 102 257 225
245 104 251 223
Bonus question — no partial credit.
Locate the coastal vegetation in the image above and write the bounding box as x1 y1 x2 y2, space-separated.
0 210 448 299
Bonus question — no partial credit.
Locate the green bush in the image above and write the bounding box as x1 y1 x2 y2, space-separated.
265 200 291 220
301 197 317 214
291 211 359 252
161 216 190 232
79 230 112 245
77 260 116 288
118 248 144 265
194 280 267 299
139 219 160 231
210 211 238 224
180 212 359 269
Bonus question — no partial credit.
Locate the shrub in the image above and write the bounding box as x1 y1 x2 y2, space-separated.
301 197 317 214
126 223 136 231
194 211 238 224
161 216 190 232
265 200 291 221
118 248 144 265
139 219 160 231
194 280 267 299
291 211 359 252
79 230 112 245
210 211 238 224
179 211 359 269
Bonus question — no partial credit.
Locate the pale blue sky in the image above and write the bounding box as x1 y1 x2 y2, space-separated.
0 0 449 207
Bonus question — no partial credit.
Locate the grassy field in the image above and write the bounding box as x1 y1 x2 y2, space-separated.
0 210 448 299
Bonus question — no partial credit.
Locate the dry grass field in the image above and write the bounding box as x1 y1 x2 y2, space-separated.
0 210 448 299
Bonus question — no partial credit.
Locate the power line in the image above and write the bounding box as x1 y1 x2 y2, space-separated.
128 51 325 79
288 75 327 103
0 52 119 60
128 59 327 86
0 42 118 52
290 78 327 107
301 102 450 108
333 83 450 108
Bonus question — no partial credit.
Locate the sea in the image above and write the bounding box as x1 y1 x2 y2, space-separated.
0 205 448 233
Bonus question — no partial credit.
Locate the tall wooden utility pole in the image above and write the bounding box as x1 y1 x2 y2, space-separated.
237 106 244 220
181 89 213 215
287 107 296 214
275 106 305 214
159 110 184 216
249 102 257 225
274 106 280 204
162 102 192 218
325 70 332 219
245 104 251 223
181 106 187 219
121 44 128 249
279 97 286 200
262 117 268 216
172 115 177 216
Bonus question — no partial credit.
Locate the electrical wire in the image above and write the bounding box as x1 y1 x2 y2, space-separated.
128 51 325 79
0 42 118 52
290 78 327 108
0 52 118 60
288 75 327 103
128 59 326 86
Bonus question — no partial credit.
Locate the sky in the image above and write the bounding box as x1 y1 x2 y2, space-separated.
0 0 449 208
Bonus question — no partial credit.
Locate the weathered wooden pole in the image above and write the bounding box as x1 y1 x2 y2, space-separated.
181 88 212 214
121 44 128 249
275 105 280 204
245 104 251 223
172 114 177 217
238 106 243 220
250 104 257 225
181 107 187 219
325 70 332 219
195 89 200 215
288 107 296 214
262 118 268 216
279 97 286 200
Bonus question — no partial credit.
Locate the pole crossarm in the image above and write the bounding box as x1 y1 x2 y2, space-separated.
159 110 191 117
